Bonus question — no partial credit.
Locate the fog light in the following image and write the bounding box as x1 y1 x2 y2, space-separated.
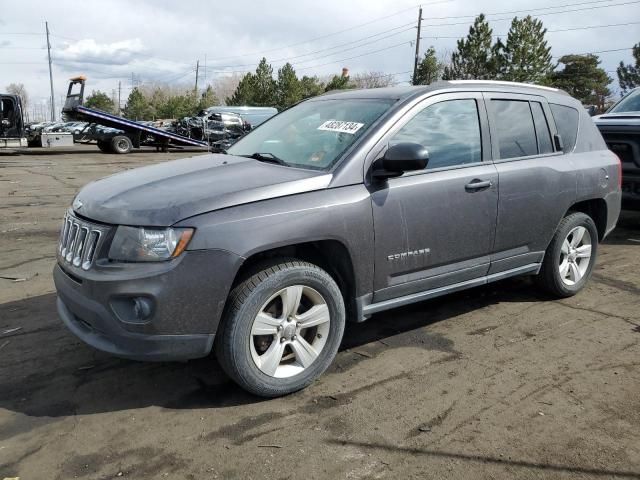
110 296 154 324
133 297 152 321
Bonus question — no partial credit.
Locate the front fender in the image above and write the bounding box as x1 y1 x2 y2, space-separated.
176 185 374 297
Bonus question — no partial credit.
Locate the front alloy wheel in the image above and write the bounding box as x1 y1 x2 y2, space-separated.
251 285 330 378
216 260 345 397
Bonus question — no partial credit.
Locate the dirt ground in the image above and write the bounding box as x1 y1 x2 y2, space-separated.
1 144 639 480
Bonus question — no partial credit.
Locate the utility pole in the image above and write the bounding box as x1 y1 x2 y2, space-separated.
413 6 423 85
194 60 200 94
118 81 122 115
45 21 56 121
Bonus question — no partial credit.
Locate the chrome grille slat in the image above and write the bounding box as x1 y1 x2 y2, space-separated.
72 227 89 267
65 224 80 262
57 211 110 271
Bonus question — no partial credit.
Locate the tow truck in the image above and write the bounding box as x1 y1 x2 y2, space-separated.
60 76 208 154
0 93 27 149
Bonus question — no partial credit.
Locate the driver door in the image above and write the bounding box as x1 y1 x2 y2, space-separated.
368 92 498 302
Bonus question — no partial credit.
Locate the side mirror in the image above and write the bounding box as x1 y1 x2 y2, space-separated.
373 142 429 179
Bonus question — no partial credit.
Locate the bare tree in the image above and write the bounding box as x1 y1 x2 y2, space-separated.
6 83 29 109
351 71 395 89
213 74 244 105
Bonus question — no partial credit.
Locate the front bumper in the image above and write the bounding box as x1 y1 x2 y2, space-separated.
622 171 640 210
54 248 243 361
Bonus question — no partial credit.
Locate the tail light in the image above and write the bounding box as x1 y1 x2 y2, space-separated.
616 153 622 189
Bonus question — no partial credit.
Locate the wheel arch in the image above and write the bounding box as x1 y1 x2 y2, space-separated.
566 198 608 241
231 239 359 321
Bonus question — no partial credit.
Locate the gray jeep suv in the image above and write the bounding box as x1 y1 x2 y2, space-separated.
54 81 621 397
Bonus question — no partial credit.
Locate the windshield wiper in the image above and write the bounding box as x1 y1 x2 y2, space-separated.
244 152 289 166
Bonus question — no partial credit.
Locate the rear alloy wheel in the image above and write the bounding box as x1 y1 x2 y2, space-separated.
110 135 133 154
558 226 593 286
536 212 598 297
216 260 345 397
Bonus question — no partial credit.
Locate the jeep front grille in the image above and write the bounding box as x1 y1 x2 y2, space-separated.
58 212 109 271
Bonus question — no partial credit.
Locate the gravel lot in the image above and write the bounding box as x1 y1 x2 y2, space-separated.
1 145 639 480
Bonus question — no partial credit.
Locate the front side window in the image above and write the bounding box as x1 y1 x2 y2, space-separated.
227 98 394 170
391 99 482 169
490 100 538 159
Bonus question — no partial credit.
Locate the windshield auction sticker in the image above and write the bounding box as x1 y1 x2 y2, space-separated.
318 120 365 134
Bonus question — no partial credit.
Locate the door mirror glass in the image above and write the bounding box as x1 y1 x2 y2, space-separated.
375 142 429 178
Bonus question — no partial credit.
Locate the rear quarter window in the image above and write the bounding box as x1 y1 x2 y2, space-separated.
550 104 579 153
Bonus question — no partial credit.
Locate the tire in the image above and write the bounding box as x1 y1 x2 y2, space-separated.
536 212 598 298
110 135 133 154
216 259 345 397
96 140 111 153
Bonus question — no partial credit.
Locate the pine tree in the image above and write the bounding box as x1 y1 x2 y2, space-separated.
197 85 220 111
227 58 277 106
276 63 302 110
442 14 498 80
85 90 115 113
548 54 612 110
123 87 151 120
324 74 351 92
496 16 553 83
617 43 640 95
299 76 324 99
227 73 256 106
412 47 444 85
252 58 278 106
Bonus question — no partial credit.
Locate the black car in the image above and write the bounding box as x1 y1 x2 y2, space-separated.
594 88 640 209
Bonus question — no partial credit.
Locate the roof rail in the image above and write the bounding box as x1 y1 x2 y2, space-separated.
448 80 560 93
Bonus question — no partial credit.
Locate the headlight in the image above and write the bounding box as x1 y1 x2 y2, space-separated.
108 226 194 262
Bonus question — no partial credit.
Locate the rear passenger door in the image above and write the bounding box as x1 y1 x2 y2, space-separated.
484 93 576 274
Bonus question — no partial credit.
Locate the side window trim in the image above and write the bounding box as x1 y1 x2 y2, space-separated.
530 101 554 154
483 92 563 163
364 91 491 178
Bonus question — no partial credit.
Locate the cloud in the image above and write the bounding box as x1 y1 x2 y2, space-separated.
52 38 147 66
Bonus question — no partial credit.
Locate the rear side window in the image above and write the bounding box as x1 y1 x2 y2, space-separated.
530 102 554 154
391 99 482 169
550 104 579 153
490 100 538 159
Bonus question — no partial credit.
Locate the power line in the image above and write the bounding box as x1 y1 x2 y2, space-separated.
421 21 640 39
422 0 617 20
194 0 452 62
423 0 640 27
203 25 416 70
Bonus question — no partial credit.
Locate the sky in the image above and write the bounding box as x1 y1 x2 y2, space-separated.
1 0 638 120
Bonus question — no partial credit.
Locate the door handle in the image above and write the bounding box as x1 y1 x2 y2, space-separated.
465 179 492 192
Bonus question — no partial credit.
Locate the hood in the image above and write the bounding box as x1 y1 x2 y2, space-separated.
593 112 640 126
73 153 332 226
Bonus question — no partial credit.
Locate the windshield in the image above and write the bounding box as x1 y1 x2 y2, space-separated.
227 98 395 170
610 89 640 113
